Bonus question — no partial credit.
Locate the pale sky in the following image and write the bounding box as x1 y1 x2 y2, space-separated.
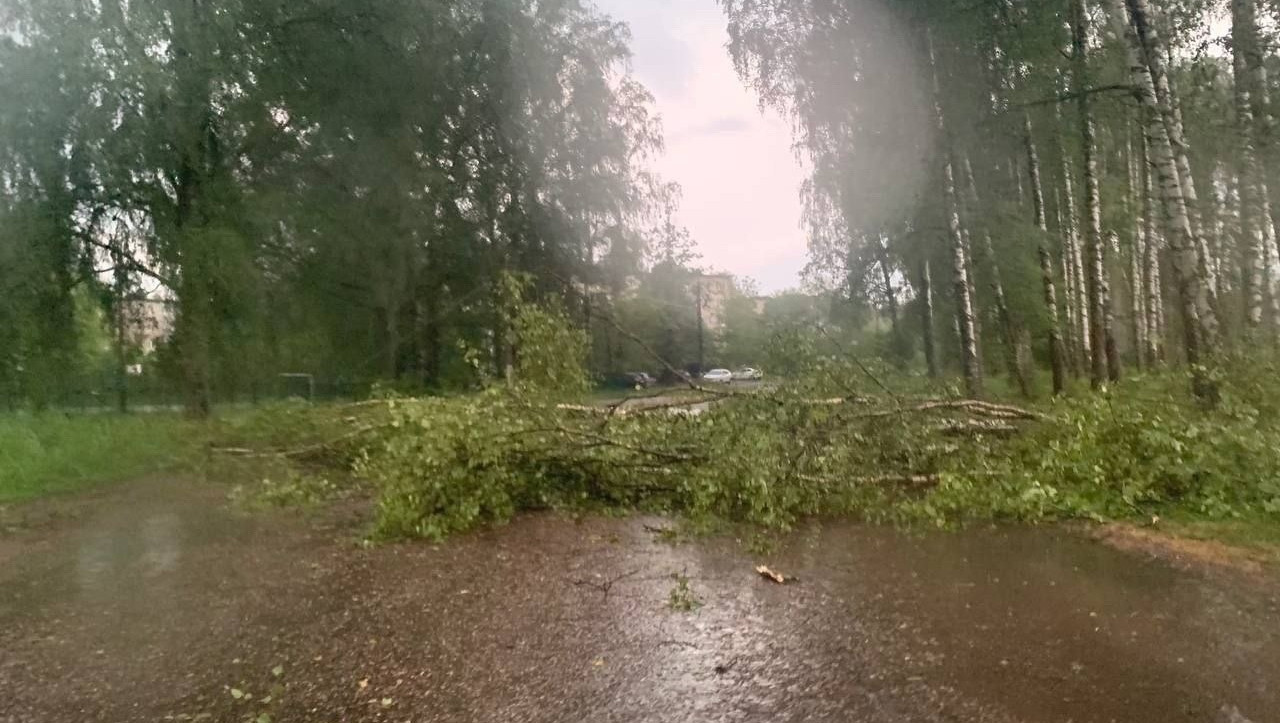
594 0 809 294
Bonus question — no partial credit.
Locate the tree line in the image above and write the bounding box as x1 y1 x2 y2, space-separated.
722 0 1280 403
9 0 1274 415
1 0 723 413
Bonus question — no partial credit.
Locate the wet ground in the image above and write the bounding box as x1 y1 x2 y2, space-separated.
2 479 1278 722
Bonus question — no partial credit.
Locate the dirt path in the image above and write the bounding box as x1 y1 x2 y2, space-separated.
1 479 1277 722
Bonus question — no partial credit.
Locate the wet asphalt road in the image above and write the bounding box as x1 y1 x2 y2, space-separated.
1 479 1278 722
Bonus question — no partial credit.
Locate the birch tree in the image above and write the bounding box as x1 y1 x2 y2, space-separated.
1113 0 1221 399
1232 0 1270 333
1072 0 1119 387
1025 113 1068 394
930 29 983 398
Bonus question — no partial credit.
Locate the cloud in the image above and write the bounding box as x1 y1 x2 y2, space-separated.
596 0 696 96
594 0 809 293
672 115 753 141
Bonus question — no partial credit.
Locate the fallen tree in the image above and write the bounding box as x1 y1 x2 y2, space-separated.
353 381 1044 539
211 298 1280 541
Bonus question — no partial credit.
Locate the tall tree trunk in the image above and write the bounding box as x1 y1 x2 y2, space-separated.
1161 46 1223 312
1204 166 1229 298
1130 231 1148 369
112 265 130 414
1011 157 1026 210
1247 25 1280 273
1025 113 1067 394
1102 232 1124 380
1115 0 1221 401
877 234 900 327
1072 0 1118 387
173 163 214 418
919 259 940 378
1059 140 1093 373
385 301 401 380
1233 0 1280 341
1058 202 1082 374
1130 128 1149 370
1233 0 1269 334
170 0 221 418
1143 158 1167 365
1222 175 1244 298
962 154 1032 397
928 29 983 398
416 292 441 388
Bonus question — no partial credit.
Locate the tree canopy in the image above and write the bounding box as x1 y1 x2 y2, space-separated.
0 0 700 411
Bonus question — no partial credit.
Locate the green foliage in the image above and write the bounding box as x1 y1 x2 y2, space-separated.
507 287 592 397
360 296 599 539
0 0 672 412
667 572 702 612
0 413 203 502
358 342 963 539
921 364 1280 525
354 350 1280 542
358 393 527 540
230 470 344 510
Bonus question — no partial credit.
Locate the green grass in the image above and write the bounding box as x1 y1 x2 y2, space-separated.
1158 513 1280 562
0 400 393 505
0 413 206 503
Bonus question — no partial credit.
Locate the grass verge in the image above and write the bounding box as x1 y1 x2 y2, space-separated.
1156 514 1280 563
0 413 206 503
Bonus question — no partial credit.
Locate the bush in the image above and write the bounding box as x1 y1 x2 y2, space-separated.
924 368 1280 525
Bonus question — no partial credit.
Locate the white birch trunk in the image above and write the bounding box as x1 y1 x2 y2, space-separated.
1233 0 1269 333
1073 0 1116 386
1026 113 1067 393
928 28 983 397
1114 0 1221 391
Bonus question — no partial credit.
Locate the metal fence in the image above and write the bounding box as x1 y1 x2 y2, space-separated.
0 373 376 415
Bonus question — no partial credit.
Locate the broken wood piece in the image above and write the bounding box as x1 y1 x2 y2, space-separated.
755 565 795 584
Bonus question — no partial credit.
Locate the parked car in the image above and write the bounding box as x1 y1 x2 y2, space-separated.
603 372 656 390
628 372 656 389
702 368 733 384
732 367 763 381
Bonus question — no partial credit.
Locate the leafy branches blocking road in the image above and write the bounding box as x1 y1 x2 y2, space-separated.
217 296 1280 541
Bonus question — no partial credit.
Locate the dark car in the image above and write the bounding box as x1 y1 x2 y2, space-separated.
604 372 656 390
628 372 656 389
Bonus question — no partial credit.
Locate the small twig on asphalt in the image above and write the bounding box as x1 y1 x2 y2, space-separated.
569 567 642 601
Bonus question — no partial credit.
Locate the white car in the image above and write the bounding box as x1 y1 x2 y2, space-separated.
732 367 763 381
702 368 733 384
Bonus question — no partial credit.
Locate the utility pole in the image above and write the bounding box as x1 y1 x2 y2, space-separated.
695 275 705 374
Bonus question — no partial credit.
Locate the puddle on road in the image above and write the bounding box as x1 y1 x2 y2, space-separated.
736 525 1280 722
1 482 1276 722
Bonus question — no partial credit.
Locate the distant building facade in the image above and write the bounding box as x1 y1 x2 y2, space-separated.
694 273 735 331
123 299 176 356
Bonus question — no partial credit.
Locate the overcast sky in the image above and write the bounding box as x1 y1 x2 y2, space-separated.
593 0 808 294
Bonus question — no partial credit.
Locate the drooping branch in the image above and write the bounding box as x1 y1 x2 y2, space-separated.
1014 83 1135 109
